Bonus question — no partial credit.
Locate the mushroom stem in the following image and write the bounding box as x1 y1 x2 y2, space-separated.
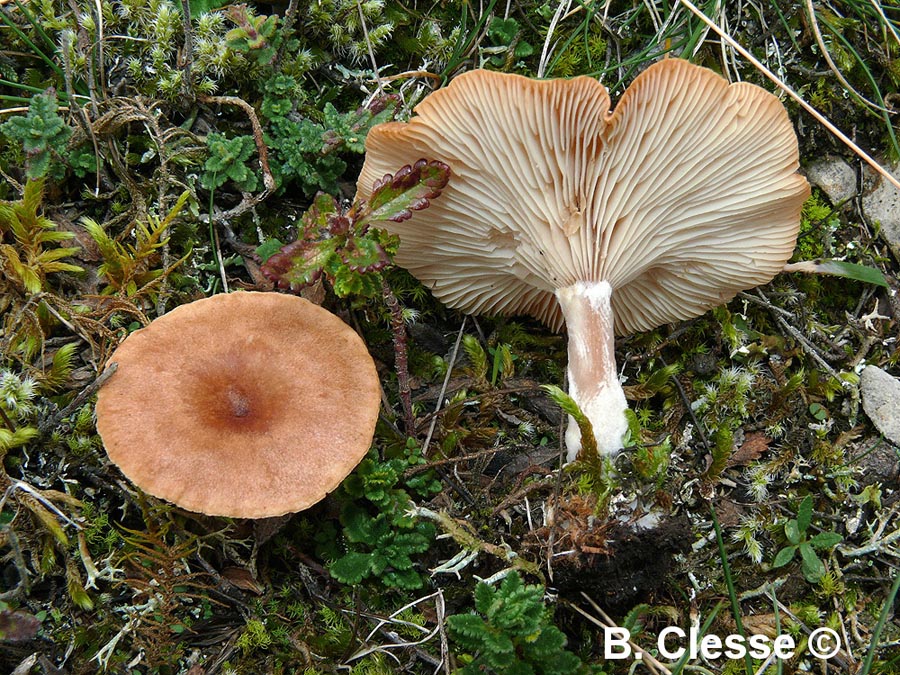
555 281 629 461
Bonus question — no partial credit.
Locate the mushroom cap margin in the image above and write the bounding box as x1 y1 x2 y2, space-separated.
357 60 810 334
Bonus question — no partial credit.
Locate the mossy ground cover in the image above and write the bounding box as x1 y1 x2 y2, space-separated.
1 1 899 673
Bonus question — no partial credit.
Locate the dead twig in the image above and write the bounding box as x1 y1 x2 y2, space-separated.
383 280 415 434
38 363 118 434
562 595 671 675
197 94 276 222
423 317 467 457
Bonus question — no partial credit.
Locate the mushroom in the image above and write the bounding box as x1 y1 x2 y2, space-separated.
95 292 381 518
356 59 809 460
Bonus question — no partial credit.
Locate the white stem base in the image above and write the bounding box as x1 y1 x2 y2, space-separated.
555 281 629 462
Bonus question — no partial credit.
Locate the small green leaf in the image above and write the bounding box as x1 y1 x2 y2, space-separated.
360 159 450 225
809 531 843 550
488 17 521 44
799 543 826 582
340 235 389 273
514 41 534 58
0 90 71 179
254 238 284 262
200 134 258 192
797 495 813 533
772 545 797 568
784 519 801 546
260 237 336 291
787 259 889 287
329 551 372 584
447 613 490 649
383 567 425 589
341 504 376 543
809 402 828 421
474 581 496 615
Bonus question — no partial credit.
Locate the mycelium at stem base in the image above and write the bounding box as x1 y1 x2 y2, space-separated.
555 280 629 462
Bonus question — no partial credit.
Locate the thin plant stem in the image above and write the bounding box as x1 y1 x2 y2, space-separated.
678 0 900 194
710 503 753 675
859 572 900 675
382 279 415 434
0 5 67 84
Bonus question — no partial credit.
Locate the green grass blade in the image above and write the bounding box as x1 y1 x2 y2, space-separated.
810 260 888 287
0 78 53 96
771 585 783 675
12 0 60 56
0 8 67 83
711 503 754 675
669 602 722 675
441 0 499 81
0 94 34 104
859 572 900 675
817 12 900 159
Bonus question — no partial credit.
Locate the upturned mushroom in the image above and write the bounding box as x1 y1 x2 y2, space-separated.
95 292 381 518
356 59 809 460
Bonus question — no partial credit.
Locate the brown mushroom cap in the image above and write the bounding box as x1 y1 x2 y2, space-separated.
96 292 380 518
356 59 810 334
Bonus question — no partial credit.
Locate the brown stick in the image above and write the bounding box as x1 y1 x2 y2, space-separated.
382 280 415 434
197 94 277 222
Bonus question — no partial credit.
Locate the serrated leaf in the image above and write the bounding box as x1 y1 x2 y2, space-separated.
809 531 843 550
341 504 374 543
797 495 813 534
302 193 339 232
474 581 496 615
330 262 382 298
254 238 284 262
448 614 490 649
383 567 425 589
392 531 431 554
340 235 389 273
488 17 521 44
524 625 565 652
369 551 389 575
329 551 372 584
260 237 336 291
361 159 450 224
482 629 516 658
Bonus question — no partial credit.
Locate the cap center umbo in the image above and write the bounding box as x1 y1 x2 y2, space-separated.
226 387 252 418
186 363 278 433
211 383 275 432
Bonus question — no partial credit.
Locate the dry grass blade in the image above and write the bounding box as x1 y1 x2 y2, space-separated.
537 0 574 77
804 0 892 114
678 0 900 194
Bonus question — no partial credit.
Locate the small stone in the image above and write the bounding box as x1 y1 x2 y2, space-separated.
860 365 900 446
861 163 900 260
805 157 857 204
